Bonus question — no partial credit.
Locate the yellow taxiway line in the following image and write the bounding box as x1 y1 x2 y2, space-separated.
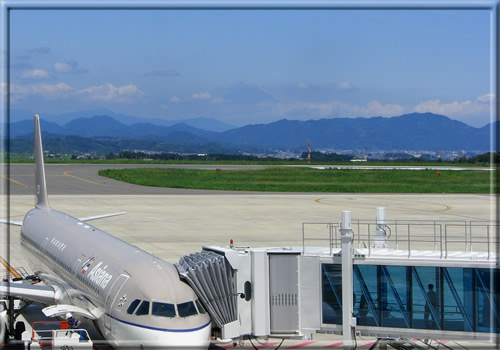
2 175 28 189
63 171 103 185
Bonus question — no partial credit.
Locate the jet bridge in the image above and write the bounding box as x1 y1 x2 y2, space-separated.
175 251 238 332
176 244 320 341
175 208 499 347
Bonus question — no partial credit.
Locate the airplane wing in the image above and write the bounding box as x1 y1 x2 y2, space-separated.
1 212 126 225
78 212 126 222
0 282 98 320
0 281 59 304
0 219 22 226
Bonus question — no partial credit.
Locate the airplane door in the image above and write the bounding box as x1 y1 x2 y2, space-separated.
72 259 81 275
41 237 49 252
104 274 129 330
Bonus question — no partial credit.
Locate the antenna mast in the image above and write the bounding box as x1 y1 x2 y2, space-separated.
307 141 312 164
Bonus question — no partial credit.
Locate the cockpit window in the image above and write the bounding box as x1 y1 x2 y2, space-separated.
177 301 198 318
127 299 141 315
152 302 176 318
195 299 206 314
135 300 150 316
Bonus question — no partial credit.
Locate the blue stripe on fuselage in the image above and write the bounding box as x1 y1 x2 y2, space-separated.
106 314 211 333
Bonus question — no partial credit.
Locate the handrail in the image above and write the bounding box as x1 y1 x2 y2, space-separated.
31 320 69 340
302 219 499 259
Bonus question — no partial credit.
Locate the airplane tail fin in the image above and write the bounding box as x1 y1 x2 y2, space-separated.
34 114 50 210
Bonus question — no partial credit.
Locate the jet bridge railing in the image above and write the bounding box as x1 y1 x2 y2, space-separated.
301 222 340 256
302 220 498 259
444 222 499 260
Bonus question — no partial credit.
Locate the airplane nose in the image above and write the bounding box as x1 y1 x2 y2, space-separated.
109 320 211 349
151 323 211 349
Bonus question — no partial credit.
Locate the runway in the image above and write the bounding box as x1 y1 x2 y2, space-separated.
3 163 272 195
3 163 495 195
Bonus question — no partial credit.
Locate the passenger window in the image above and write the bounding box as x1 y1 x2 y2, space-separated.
127 299 141 315
177 301 197 317
195 299 206 314
135 301 150 316
152 302 176 318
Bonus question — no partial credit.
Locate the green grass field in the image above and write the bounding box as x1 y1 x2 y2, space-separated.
98 167 496 193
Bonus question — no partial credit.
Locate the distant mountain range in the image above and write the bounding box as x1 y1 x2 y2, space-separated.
218 113 492 151
10 108 235 132
6 112 493 154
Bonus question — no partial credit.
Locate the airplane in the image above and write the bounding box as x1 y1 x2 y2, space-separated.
0 114 212 348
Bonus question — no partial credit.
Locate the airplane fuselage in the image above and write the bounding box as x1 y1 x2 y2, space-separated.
20 207 211 348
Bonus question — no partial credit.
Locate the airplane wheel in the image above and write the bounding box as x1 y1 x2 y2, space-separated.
14 321 25 340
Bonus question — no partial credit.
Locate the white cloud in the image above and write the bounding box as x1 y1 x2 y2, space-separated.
10 82 73 101
337 81 353 90
477 93 495 103
192 92 211 100
275 99 404 118
9 82 144 105
21 69 49 80
298 82 309 89
76 83 144 103
170 96 181 103
53 61 88 74
353 100 405 117
413 94 493 126
54 62 73 73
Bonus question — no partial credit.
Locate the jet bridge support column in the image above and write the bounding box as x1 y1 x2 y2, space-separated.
341 211 356 350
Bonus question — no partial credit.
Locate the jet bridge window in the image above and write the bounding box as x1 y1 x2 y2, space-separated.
127 299 141 315
152 302 176 318
177 301 197 318
135 301 150 316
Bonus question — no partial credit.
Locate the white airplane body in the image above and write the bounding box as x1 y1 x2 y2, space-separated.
1 115 211 348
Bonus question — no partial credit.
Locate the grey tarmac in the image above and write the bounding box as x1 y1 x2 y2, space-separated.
1 163 496 266
2 192 495 266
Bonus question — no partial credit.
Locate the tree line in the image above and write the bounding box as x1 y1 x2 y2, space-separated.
452 152 499 164
104 151 294 162
103 150 497 164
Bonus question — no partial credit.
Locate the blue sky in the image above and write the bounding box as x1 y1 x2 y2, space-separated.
8 8 492 127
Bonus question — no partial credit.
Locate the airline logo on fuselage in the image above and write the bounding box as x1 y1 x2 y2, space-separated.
86 261 113 289
81 257 95 274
